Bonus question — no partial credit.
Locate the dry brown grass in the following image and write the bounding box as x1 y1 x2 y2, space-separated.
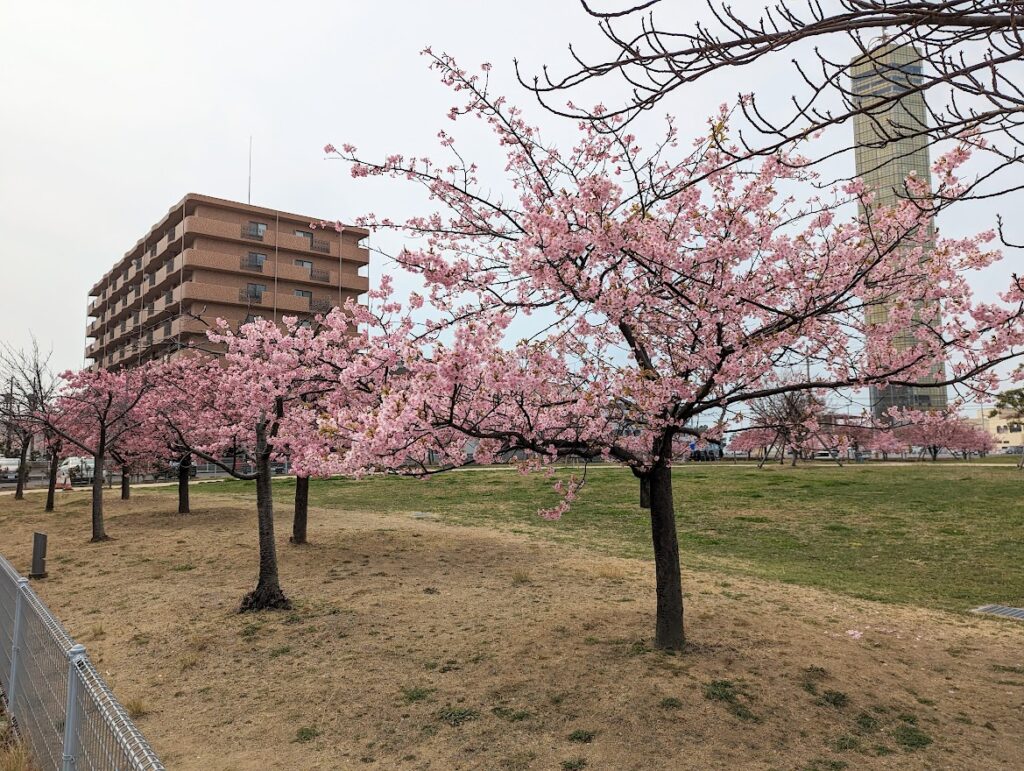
0 743 33 771
1 489 1022 770
0 720 33 771
124 697 149 720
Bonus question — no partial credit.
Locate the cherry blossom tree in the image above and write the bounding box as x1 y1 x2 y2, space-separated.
1 340 72 511
727 427 775 461
0 340 61 501
44 365 156 541
149 316 355 610
860 426 908 460
897 412 994 461
151 350 291 610
324 54 1024 650
745 391 842 467
109 415 175 501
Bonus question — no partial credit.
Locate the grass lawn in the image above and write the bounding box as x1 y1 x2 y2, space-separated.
196 462 1024 613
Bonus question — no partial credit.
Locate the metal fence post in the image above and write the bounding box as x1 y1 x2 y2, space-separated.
62 643 87 771
8 576 29 708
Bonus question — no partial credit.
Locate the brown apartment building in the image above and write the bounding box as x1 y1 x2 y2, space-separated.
85 194 370 368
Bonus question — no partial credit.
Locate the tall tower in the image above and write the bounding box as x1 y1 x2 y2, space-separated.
851 42 948 420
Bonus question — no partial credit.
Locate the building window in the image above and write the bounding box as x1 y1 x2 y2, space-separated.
295 259 313 270
294 229 313 242
245 283 266 299
1011 423 1022 433
243 221 268 240
241 251 266 271
294 289 312 299
243 314 262 325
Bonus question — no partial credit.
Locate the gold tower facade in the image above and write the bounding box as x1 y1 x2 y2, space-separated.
851 43 948 419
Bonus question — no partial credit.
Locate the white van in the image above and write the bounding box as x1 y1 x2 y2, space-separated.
58 457 95 485
0 458 22 482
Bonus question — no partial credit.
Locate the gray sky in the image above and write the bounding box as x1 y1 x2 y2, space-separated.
1 0 1020 392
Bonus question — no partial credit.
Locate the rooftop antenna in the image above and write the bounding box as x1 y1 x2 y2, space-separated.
247 135 253 204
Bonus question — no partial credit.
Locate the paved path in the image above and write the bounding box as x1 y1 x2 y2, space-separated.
0 478 228 497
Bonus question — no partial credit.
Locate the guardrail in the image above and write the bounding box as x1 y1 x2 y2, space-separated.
0 554 164 770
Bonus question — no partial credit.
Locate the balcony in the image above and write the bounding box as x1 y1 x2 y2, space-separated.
141 257 180 301
239 288 265 304
240 256 265 272
311 237 330 254
310 297 335 314
146 287 181 323
342 244 371 265
240 223 264 241
310 267 330 283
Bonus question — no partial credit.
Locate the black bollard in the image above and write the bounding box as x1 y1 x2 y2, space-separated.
29 532 47 579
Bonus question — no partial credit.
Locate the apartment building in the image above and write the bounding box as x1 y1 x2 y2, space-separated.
85 194 369 368
967 406 1024 452
851 42 949 419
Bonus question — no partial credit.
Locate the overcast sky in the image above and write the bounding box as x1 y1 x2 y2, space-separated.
1 0 1020 399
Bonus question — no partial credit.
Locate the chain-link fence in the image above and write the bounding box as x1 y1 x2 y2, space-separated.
0 554 164 770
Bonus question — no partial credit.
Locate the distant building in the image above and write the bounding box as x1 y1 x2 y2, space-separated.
85 194 369 368
966 406 1024 451
851 43 948 419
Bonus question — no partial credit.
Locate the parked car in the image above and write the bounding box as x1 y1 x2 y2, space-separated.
155 459 199 480
689 449 719 462
58 456 95 486
0 458 22 482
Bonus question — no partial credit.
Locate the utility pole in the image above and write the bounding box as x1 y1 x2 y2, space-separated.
3 377 13 457
248 136 253 205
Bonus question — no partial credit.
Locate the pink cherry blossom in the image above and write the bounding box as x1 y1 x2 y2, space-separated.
321 52 1024 650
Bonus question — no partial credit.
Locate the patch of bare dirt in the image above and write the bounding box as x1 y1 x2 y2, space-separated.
1 491 1022 770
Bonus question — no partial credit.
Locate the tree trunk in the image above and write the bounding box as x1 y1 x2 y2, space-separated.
239 433 290 611
290 475 309 544
639 476 651 509
120 465 130 500
648 464 685 651
91 451 108 542
45 450 59 512
14 440 29 500
178 453 191 514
